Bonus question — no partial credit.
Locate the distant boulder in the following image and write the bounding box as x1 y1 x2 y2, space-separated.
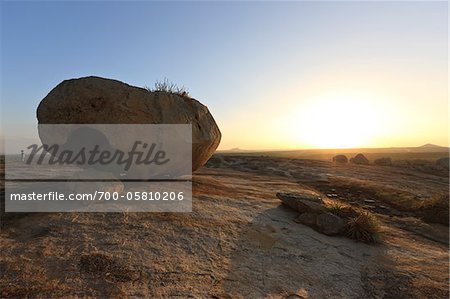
436 157 449 170
350 153 370 165
332 155 348 163
374 157 392 166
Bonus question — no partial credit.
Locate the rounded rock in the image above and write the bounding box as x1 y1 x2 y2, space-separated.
37 76 221 172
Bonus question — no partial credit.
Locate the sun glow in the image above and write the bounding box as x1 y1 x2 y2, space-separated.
294 92 383 149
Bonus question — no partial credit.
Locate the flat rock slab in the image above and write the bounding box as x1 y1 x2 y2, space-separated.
276 191 326 214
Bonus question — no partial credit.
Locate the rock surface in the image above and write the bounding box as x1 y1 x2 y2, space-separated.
332 155 348 163
37 76 221 172
1 157 449 298
374 157 392 166
350 153 370 165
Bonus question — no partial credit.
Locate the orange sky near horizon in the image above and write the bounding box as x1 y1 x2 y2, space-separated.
217 68 448 151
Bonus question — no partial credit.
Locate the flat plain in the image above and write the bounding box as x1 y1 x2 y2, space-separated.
0 150 448 298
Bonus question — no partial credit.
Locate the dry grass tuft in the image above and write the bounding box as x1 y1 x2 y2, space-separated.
145 78 190 98
346 212 381 244
327 202 345 215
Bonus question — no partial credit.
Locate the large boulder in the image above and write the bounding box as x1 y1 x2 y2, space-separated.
36 76 221 172
67 169 124 194
350 153 369 165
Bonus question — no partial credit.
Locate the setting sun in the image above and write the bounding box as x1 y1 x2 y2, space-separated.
295 92 382 149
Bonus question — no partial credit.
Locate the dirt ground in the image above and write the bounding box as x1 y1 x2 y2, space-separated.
0 155 449 298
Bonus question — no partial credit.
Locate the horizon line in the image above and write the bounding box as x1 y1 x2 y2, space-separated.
217 144 450 153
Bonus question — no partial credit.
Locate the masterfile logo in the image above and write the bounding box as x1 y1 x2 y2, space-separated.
4 124 192 212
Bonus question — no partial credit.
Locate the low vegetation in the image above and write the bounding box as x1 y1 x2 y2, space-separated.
145 78 190 98
327 202 345 215
328 176 418 212
327 202 359 219
327 202 381 243
346 212 381 244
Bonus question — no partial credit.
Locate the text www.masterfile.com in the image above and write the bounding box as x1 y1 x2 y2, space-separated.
9 191 185 201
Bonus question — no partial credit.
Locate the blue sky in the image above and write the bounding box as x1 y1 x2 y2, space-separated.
1 1 448 150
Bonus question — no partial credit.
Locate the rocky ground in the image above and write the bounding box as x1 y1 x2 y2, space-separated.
0 155 449 298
